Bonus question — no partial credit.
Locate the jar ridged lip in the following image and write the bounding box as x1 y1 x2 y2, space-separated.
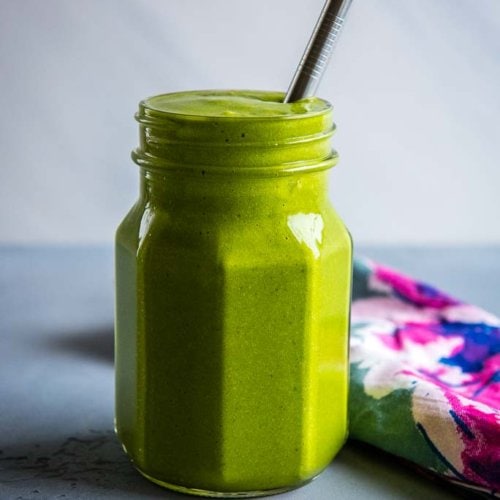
131 153 338 177
132 89 337 176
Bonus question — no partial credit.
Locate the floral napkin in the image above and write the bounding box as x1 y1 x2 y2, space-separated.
349 258 499 497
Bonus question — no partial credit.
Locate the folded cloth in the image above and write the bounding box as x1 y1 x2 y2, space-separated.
349 258 500 497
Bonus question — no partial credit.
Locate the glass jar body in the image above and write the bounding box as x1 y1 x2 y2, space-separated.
115 91 352 497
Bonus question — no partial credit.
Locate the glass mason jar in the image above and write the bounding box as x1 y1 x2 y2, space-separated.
115 90 352 497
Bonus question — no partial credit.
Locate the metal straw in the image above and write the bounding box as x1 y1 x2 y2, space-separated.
284 0 353 103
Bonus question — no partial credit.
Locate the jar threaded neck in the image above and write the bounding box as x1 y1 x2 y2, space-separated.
132 90 338 176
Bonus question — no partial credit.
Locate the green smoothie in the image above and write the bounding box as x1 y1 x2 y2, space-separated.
115 90 352 496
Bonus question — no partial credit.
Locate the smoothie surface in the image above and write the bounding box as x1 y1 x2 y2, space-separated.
143 90 331 118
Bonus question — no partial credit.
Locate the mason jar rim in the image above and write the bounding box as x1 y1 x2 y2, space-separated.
132 89 338 176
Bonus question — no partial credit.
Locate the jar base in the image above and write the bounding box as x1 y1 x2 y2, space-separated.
136 467 314 498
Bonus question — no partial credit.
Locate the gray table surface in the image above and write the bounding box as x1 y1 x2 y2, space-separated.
1 246 498 500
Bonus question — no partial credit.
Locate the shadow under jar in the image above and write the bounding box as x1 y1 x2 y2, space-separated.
115 90 352 498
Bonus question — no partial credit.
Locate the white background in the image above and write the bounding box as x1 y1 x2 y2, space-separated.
1 0 499 245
